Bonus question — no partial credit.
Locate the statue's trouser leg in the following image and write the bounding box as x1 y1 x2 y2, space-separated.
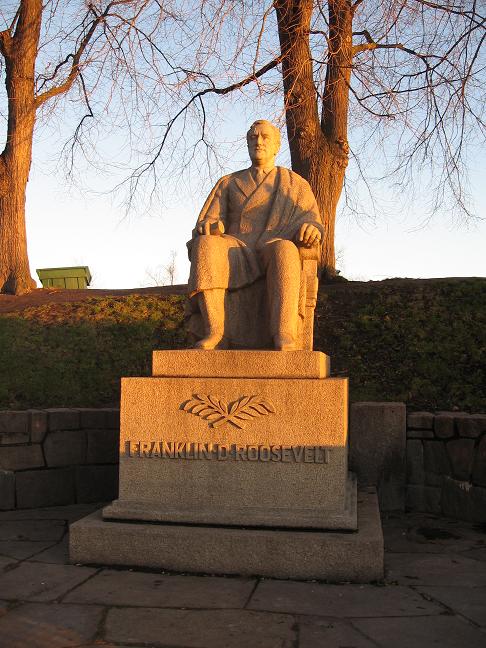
260 240 301 349
196 288 226 349
189 235 230 349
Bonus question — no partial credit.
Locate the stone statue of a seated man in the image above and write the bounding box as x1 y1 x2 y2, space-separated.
187 120 323 351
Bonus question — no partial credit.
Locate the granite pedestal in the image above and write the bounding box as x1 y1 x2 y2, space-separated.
70 350 384 581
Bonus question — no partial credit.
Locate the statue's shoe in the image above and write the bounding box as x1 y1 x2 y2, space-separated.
274 335 296 351
194 334 228 350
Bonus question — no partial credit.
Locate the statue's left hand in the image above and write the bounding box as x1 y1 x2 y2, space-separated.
297 223 322 247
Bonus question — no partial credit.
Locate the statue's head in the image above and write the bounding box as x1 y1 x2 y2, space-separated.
247 120 281 166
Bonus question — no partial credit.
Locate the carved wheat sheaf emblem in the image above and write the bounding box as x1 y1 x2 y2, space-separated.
181 395 276 429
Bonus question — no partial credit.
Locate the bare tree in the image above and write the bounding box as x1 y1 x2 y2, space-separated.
130 0 485 276
1 1 484 293
144 250 178 286
0 0 172 294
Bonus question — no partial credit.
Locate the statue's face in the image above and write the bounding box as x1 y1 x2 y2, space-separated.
247 122 279 166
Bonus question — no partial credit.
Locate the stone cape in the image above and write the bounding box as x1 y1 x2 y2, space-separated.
187 166 323 296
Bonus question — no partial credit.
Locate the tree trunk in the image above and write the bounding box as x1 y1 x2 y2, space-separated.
274 0 353 277
0 1 42 294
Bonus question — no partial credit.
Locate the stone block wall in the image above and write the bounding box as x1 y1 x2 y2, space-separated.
0 408 119 510
349 402 406 512
406 411 486 523
1 405 485 524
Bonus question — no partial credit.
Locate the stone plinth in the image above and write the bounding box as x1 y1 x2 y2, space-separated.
71 489 383 582
104 350 353 529
70 350 384 581
152 350 330 378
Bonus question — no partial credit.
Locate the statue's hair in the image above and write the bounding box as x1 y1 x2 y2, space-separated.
246 120 281 150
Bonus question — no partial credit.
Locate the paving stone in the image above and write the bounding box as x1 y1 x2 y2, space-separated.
0 562 97 601
383 519 484 555
447 438 475 480
0 541 54 560
418 586 486 627
407 440 424 484
105 607 296 648
0 519 65 542
0 411 29 437
385 510 486 543
473 435 486 486
75 464 118 503
0 602 103 648
406 485 441 514
46 409 80 431
0 470 14 510
86 429 119 464
29 410 48 443
457 415 486 438
385 552 486 586
0 502 102 522
349 402 406 510
44 430 86 467
298 617 379 647
441 478 486 523
434 413 456 438
423 441 451 475
407 412 434 430
16 468 75 509
30 537 69 565
0 555 16 571
353 615 486 648
461 548 486 562
248 581 440 617
65 569 255 608
0 445 44 471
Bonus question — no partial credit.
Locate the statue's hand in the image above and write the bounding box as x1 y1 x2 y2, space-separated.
297 223 321 247
196 220 225 236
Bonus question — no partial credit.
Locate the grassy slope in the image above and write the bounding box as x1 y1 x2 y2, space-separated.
314 278 486 411
0 295 186 409
1 278 484 411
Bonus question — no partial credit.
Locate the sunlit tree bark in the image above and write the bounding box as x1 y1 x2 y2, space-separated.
0 1 42 293
275 0 354 274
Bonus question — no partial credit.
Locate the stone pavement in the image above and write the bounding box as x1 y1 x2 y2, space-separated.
0 504 485 648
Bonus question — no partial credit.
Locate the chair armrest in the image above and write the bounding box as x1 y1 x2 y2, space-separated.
297 242 321 262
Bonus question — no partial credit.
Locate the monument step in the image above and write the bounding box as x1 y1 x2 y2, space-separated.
152 350 330 379
70 489 383 582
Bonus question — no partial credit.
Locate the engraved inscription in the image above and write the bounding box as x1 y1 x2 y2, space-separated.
125 441 330 464
181 394 276 429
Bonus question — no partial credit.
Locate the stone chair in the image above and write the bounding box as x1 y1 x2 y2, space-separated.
186 242 320 350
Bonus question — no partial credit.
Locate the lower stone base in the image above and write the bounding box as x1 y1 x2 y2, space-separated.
103 473 357 530
69 489 383 582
